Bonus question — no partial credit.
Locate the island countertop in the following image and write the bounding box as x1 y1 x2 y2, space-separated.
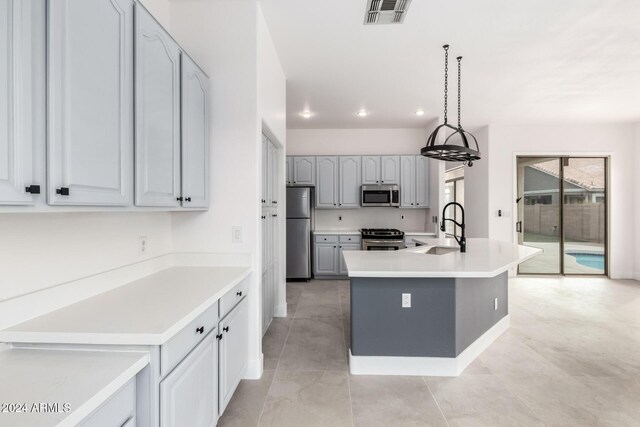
343 237 541 278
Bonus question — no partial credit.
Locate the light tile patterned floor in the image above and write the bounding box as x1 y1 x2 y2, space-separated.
219 277 640 427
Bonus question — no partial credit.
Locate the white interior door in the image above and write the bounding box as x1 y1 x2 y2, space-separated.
48 0 134 205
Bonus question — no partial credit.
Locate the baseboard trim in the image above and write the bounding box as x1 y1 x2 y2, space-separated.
349 315 510 377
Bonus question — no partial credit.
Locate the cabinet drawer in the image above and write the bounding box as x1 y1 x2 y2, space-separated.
161 303 218 377
315 235 338 243
79 379 135 427
219 278 249 319
339 235 361 244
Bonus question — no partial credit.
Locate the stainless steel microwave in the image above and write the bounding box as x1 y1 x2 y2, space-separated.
361 184 400 207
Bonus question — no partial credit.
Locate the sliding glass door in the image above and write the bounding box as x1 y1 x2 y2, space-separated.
516 156 607 275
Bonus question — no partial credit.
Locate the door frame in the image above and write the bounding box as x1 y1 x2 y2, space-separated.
513 153 610 277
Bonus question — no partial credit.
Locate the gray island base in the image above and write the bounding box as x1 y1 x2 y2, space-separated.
343 238 542 376
350 272 508 376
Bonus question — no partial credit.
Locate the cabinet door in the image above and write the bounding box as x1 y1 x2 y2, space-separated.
271 143 279 205
135 5 181 207
339 243 360 276
292 156 315 186
400 156 415 207
286 157 293 185
314 243 338 275
219 297 249 414
160 333 218 427
262 137 268 205
361 156 380 185
267 142 276 205
315 156 338 208
0 0 45 205
415 156 430 208
48 0 134 206
181 55 210 208
338 156 361 208
380 156 400 184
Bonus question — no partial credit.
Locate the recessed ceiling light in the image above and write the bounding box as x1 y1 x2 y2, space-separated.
300 110 313 119
357 110 369 117
415 109 425 116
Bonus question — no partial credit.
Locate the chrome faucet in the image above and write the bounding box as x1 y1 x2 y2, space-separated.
440 202 466 253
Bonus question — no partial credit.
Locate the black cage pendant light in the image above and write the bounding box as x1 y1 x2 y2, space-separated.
421 45 481 166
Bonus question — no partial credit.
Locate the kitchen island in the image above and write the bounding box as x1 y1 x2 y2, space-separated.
342 238 541 376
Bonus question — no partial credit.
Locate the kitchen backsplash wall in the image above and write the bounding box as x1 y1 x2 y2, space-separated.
315 207 436 232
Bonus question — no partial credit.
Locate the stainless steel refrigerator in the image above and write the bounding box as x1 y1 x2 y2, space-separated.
286 187 312 280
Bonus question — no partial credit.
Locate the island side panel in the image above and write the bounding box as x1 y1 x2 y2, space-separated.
350 277 456 357
454 271 509 356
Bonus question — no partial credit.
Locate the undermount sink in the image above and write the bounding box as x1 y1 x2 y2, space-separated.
425 246 459 255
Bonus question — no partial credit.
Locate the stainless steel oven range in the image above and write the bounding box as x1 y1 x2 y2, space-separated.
361 228 405 251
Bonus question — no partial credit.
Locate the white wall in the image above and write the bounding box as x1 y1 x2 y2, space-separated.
486 124 636 279
287 127 440 232
139 0 171 29
635 124 640 280
169 0 286 379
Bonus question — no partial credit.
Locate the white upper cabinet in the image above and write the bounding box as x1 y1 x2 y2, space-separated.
338 156 361 208
400 156 416 207
316 156 338 208
47 0 134 206
380 155 400 184
292 156 315 186
0 0 45 205
361 156 381 185
415 155 430 207
180 54 210 208
135 5 181 207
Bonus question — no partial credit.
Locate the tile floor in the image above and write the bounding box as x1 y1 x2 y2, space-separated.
218 277 640 427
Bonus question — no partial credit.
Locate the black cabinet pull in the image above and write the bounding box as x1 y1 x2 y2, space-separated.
25 185 40 194
236 291 243 297
56 187 69 196
196 326 204 334
261 199 265 203
261 215 266 219
185 197 192 202
223 326 229 332
177 196 183 202
216 334 223 340
273 200 278 204
272 214 277 217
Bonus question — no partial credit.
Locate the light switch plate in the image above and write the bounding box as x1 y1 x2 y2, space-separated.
232 226 243 244
402 293 411 308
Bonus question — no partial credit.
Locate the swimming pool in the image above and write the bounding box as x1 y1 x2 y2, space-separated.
567 252 605 270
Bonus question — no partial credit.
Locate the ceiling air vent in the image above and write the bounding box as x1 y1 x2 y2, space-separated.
364 0 411 25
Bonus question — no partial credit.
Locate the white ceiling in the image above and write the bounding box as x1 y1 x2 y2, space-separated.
259 0 640 129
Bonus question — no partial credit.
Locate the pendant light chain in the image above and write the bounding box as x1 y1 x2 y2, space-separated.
443 45 449 124
457 56 462 129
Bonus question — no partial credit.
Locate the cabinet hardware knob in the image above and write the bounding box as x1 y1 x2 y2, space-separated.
223 326 229 332
56 187 70 196
25 185 40 194
273 201 278 204
272 214 277 217
261 199 265 203
185 197 192 202
411 203 414 205
196 326 204 334
177 196 183 201
236 291 243 297
334 245 337 248
216 334 223 340
293 181 296 184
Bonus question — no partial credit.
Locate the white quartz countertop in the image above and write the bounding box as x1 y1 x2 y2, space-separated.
0 266 251 346
0 348 148 427
343 238 542 278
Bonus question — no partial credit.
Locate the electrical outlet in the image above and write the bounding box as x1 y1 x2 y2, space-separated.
494 297 498 311
138 236 147 256
402 293 411 308
232 226 243 243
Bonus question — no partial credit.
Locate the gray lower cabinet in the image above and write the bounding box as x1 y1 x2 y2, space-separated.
160 332 218 427
48 0 134 206
292 156 315 186
135 5 181 207
314 234 361 277
219 296 249 414
0 0 45 205
79 379 136 427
